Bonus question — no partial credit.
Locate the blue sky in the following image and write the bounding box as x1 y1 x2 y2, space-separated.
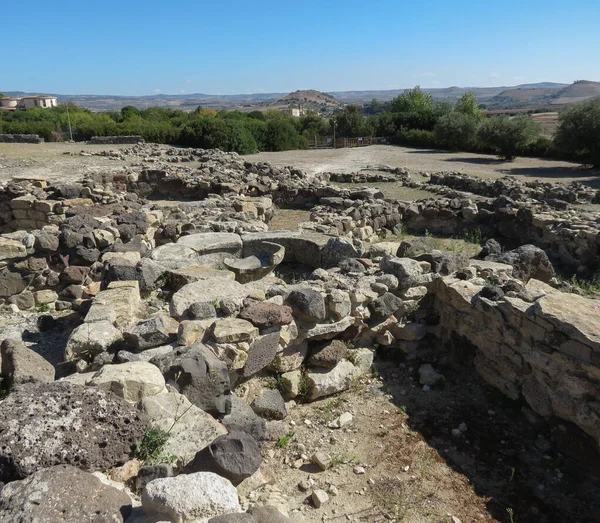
2 0 599 95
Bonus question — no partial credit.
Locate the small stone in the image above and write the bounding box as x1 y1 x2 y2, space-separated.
311 489 329 508
311 452 331 471
353 466 366 474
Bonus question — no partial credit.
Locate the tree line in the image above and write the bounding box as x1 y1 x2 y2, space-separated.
1 89 599 167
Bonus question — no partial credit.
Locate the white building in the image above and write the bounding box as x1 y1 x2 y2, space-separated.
17 95 58 109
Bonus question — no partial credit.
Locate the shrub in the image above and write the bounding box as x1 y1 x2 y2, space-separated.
434 111 480 150
397 128 437 148
477 115 540 161
554 97 600 167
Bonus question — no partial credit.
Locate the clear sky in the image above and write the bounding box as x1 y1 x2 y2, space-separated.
2 0 599 95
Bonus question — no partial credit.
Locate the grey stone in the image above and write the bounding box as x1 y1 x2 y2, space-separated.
151 344 231 418
7 290 35 311
285 288 326 323
124 315 179 351
247 505 295 522
87 362 166 403
170 278 250 319
0 271 27 298
0 382 147 482
189 301 218 320
491 244 555 283
209 514 256 523
135 463 176 492
369 292 405 318
0 464 132 523
149 243 201 270
141 472 241 522
418 364 444 386
251 389 287 420
65 320 123 362
186 431 261 486
307 360 358 400
222 396 267 443
1 338 55 386
321 237 360 268
139 391 227 466
243 331 280 377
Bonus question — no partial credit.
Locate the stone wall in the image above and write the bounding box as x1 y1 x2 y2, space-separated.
433 275 600 444
0 134 44 144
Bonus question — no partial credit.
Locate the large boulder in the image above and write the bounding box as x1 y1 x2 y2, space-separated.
87 362 166 403
186 431 261 486
139 391 227 466
307 360 358 400
151 344 231 418
149 243 201 270
1 339 55 386
491 244 555 282
0 382 147 482
321 237 360 268
142 472 241 522
170 278 250 319
0 464 133 523
251 389 287 420
222 396 267 443
64 320 123 362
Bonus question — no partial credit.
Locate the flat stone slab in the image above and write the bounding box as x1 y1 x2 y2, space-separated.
534 292 600 352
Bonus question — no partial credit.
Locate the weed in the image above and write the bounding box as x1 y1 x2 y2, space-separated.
400 405 408 413
36 303 51 313
379 429 390 437
567 275 600 298
277 432 295 448
507 507 516 523
295 373 311 403
509 467 516 482
462 227 485 245
135 428 170 462
331 454 359 467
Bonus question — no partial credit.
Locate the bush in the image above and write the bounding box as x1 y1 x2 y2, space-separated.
477 115 540 161
333 105 372 138
434 112 480 150
396 128 437 148
554 97 600 167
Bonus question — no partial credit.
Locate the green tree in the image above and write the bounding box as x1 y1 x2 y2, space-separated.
391 86 434 114
477 115 540 161
455 92 485 121
554 97 600 167
434 111 480 150
265 118 306 151
334 105 372 138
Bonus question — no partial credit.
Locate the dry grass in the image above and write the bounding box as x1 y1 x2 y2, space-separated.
378 231 483 258
269 209 311 231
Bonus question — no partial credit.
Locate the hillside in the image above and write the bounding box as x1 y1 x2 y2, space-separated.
551 80 600 105
268 89 342 115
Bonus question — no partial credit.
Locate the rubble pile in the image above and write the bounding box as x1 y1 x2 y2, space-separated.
1 143 599 522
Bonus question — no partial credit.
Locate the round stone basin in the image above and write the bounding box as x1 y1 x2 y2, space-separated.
224 242 285 283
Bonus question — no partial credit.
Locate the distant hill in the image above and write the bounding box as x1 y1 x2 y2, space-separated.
268 89 342 114
551 80 600 105
483 80 599 108
2 81 597 112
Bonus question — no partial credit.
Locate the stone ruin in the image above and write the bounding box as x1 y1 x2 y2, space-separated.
0 143 599 521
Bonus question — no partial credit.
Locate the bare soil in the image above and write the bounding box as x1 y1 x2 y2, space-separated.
244 145 600 188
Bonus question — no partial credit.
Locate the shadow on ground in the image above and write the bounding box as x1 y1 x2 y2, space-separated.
22 313 81 378
374 353 600 523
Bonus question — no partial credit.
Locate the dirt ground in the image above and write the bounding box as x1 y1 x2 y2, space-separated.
244 145 600 188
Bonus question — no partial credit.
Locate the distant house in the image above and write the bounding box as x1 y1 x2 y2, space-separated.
18 95 58 109
0 96 20 111
0 95 58 111
280 107 304 117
